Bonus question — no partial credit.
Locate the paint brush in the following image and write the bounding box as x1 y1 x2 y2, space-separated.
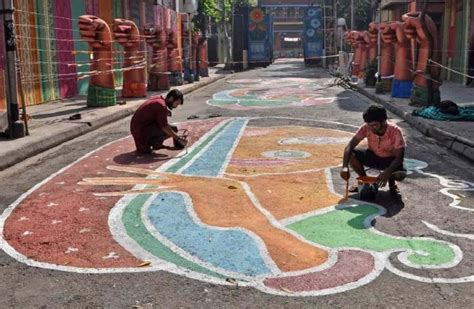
344 179 349 200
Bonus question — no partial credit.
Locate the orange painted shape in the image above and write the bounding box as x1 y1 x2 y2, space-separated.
136 174 329 272
234 171 341 220
227 127 350 175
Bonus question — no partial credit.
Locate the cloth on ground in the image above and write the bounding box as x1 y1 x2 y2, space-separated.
412 105 474 121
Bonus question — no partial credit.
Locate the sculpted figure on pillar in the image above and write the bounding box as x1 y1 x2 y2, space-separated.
112 19 147 98
403 11 442 106
357 31 370 78
143 24 170 91
381 21 413 98
367 23 378 64
345 31 360 81
167 31 184 86
369 22 395 92
78 15 116 107
198 32 209 78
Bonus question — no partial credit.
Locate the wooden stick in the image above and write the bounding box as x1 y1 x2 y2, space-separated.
344 179 349 200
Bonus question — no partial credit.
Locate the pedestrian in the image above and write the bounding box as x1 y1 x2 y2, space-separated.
130 89 187 154
340 104 407 194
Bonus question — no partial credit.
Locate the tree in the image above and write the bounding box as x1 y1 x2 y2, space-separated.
196 0 256 69
337 0 374 30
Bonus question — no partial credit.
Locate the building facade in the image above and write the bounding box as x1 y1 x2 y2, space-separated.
381 0 473 85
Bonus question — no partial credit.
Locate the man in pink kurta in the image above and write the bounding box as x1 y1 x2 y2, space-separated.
340 105 407 194
130 89 187 154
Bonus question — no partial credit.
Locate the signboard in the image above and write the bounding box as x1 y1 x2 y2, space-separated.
248 7 272 65
303 6 323 62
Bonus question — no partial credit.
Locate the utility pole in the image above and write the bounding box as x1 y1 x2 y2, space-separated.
351 0 354 29
375 0 383 93
1 0 24 138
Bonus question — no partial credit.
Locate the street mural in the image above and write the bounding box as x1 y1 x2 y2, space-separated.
207 78 343 110
1 117 473 296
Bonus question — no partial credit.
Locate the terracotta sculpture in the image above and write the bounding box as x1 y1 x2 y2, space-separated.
356 31 370 78
191 32 199 80
369 22 395 92
112 19 146 98
345 31 360 80
143 24 170 91
403 11 442 106
198 32 209 77
78 15 116 107
367 24 378 64
381 21 413 98
167 31 183 86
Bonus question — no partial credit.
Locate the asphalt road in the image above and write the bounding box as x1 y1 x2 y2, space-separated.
0 59 473 308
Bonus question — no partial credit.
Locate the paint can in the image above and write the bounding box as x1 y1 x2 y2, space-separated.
357 176 378 200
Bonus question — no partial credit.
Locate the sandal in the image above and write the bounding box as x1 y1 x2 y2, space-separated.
389 183 400 195
348 184 358 193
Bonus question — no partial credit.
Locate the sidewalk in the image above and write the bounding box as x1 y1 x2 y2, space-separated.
353 80 474 162
0 66 230 171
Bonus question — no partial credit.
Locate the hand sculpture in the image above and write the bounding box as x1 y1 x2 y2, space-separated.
112 19 146 98
403 11 442 106
345 31 361 79
382 21 413 98
368 22 394 91
166 31 183 85
367 22 378 63
143 24 170 91
197 32 209 77
355 31 370 78
78 15 116 107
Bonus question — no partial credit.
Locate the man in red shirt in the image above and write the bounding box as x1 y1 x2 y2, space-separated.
130 89 187 154
340 104 407 194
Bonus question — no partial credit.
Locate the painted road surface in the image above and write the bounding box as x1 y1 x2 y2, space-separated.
1 116 473 296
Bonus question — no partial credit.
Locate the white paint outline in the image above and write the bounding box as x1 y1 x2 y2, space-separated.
422 221 474 241
141 191 279 280
1 116 472 296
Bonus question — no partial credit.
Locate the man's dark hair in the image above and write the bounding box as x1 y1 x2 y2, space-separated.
166 89 184 105
363 104 387 122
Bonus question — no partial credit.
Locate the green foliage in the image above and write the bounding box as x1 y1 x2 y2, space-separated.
337 0 374 30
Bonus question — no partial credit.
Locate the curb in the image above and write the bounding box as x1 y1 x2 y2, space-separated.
354 85 474 162
0 74 228 171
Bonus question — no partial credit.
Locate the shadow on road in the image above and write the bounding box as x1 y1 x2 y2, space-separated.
114 151 170 165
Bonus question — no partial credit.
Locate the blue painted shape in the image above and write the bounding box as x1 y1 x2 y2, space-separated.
181 118 247 176
147 192 272 276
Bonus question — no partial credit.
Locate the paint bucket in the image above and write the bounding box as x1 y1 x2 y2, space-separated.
357 176 378 200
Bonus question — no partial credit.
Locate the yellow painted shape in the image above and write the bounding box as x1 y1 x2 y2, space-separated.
227 126 351 175
233 170 340 220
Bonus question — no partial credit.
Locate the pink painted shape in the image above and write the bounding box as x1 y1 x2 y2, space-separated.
53 0 78 98
3 118 225 268
263 250 375 292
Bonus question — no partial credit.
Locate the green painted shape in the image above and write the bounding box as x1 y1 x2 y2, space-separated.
71 0 89 95
208 99 239 106
122 194 225 278
288 204 456 266
165 121 230 173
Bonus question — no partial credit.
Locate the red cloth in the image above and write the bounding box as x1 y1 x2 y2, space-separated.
354 122 406 158
130 96 169 152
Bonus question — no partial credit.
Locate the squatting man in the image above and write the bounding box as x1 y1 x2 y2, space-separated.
340 104 407 194
130 89 188 154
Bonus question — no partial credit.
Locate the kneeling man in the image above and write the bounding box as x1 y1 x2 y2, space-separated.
340 104 407 194
131 89 187 154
